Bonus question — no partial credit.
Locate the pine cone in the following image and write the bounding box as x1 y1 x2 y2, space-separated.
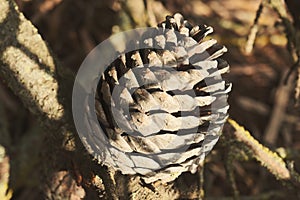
94 13 231 183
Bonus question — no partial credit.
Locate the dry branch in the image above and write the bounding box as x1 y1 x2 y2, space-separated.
244 0 300 104
0 0 65 125
263 72 293 145
244 0 265 55
269 0 300 104
0 0 84 198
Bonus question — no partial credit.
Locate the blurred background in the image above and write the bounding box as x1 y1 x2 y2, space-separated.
1 0 300 199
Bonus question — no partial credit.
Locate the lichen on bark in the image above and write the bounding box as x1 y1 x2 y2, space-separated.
0 0 63 123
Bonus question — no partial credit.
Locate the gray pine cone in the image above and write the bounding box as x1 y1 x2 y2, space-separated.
95 13 231 183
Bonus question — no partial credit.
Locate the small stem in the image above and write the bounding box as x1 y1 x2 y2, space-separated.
225 149 240 200
198 165 205 200
244 1 265 55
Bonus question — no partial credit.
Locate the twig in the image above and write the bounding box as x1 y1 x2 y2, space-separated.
0 101 10 148
269 0 300 104
244 0 265 55
263 71 293 145
227 119 292 181
31 0 63 24
285 59 299 83
228 119 300 189
225 148 240 200
120 0 147 28
198 164 205 200
237 96 269 116
146 0 171 27
287 161 300 186
96 166 118 200
296 66 300 105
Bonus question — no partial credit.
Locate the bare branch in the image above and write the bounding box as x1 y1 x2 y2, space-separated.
269 0 300 104
244 0 265 55
263 72 293 145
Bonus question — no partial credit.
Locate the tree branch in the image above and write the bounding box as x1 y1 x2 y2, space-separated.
0 0 83 198
0 0 69 127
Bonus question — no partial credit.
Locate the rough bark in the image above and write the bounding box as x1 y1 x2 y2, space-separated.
0 0 86 198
